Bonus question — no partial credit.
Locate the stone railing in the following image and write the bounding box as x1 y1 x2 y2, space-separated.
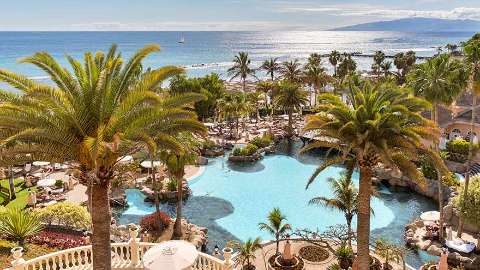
9 226 231 270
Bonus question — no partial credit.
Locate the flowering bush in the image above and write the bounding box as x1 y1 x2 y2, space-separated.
140 211 171 233
28 230 87 249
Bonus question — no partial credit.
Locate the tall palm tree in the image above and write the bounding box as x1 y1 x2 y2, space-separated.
260 58 281 81
303 63 331 106
381 61 392 78
372 51 386 78
329 50 341 77
309 173 357 249
258 207 291 255
160 134 200 239
280 59 303 83
228 52 256 92
217 92 249 138
307 53 322 68
337 54 357 79
256 80 275 107
457 37 480 236
273 81 309 137
0 44 204 270
232 237 262 270
302 81 446 270
393 51 416 85
408 54 468 240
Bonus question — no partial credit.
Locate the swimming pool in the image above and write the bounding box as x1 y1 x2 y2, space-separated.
116 140 437 268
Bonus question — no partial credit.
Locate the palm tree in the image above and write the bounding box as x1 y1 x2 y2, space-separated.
309 173 357 249
337 54 357 79
247 91 264 122
445 43 459 55
372 51 386 78
329 50 341 77
256 80 275 107
393 51 416 85
217 92 249 138
228 52 256 92
260 58 281 81
381 61 392 78
232 237 262 270
302 81 446 270
0 208 43 246
0 44 204 270
303 63 331 106
457 37 480 236
258 207 291 255
160 134 200 239
280 60 303 83
307 53 322 68
408 54 468 239
273 81 309 137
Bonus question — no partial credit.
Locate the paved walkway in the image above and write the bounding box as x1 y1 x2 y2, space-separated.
66 183 88 203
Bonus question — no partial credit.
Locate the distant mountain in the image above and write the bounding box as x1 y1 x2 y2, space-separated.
331 17 480 32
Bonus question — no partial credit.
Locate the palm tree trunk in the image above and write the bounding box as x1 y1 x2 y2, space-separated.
150 159 161 222
8 166 16 200
433 106 445 241
173 171 185 239
242 78 246 92
357 162 373 270
346 215 353 250
458 90 476 237
91 179 112 270
276 235 279 255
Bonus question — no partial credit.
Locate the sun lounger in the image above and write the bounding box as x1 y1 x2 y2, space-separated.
446 239 476 254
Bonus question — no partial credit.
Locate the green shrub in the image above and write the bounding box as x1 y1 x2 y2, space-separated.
36 202 91 230
167 179 177 191
0 208 43 246
250 135 272 148
54 180 63 188
203 139 216 150
446 139 477 155
232 144 258 156
244 144 258 155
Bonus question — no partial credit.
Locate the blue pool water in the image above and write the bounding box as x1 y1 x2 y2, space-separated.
116 141 437 268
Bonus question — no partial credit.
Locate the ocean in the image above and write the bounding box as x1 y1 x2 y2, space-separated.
0 31 476 81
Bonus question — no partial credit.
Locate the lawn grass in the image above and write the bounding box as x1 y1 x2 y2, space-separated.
0 178 36 209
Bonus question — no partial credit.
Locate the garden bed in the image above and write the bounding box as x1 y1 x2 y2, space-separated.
268 255 305 270
298 245 330 263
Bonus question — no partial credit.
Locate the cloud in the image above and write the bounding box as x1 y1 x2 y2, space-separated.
279 6 480 20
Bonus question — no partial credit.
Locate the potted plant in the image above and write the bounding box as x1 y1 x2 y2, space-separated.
335 245 353 270
231 237 262 270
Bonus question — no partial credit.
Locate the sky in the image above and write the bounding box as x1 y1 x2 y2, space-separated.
1 0 480 31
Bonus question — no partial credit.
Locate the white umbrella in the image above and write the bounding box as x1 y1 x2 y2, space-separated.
143 240 198 270
204 123 215 127
420 211 440 222
33 161 50 167
37 178 57 187
118 155 133 163
140 160 161 169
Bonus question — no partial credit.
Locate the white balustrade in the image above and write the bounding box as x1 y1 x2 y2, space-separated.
9 228 229 270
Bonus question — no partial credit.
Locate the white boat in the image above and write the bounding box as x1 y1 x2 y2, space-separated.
178 36 185 43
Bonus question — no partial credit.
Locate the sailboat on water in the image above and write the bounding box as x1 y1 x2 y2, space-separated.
178 36 185 44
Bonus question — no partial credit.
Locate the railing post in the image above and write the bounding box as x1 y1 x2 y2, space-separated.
222 248 232 270
129 224 140 266
10 247 25 270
